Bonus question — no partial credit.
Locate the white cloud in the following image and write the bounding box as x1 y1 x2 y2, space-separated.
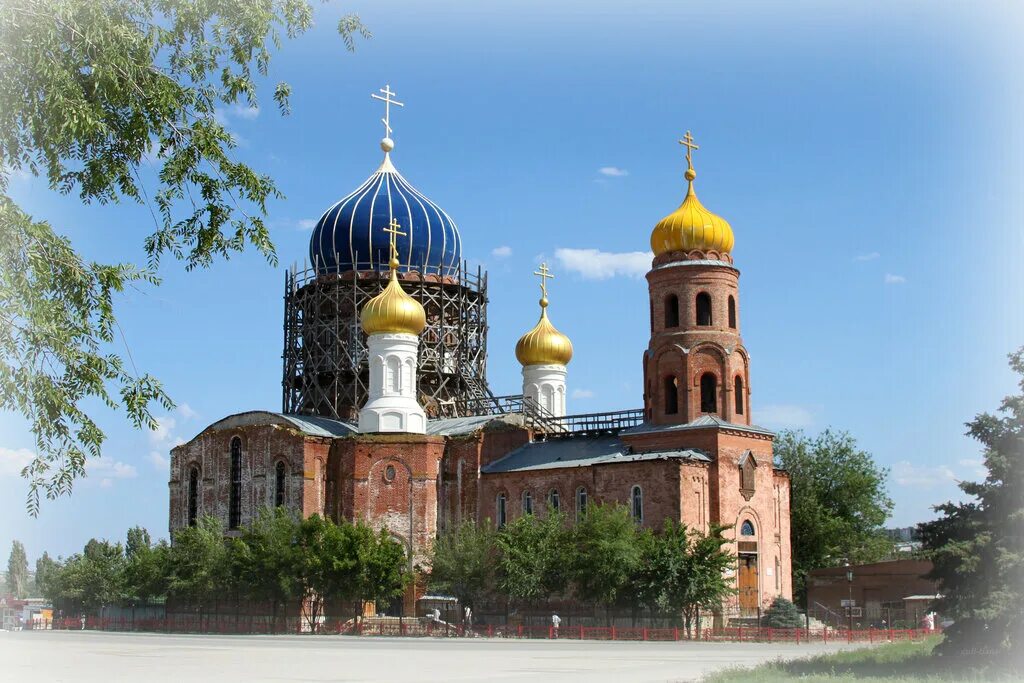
231 104 260 120
957 458 987 480
756 404 814 429
884 273 907 285
892 460 956 488
100 478 113 489
149 415 177 444
555 248 652 280
176 403 198 420
296 218 317 231
571 389 595 399
148 451 169 471
854 252 881 262
0 447 35 477
598 166 629 177
86 458 138 480
491 245 512 258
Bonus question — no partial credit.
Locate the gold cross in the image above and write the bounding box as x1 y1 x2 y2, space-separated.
371 84 404 138
533 262 554 298
383 218 406 267
679 130 699 171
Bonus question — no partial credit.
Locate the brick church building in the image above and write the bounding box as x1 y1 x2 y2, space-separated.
168 87 792 617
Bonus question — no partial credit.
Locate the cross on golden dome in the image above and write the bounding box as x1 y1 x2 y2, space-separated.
534 262 554 304
382 218 406 269
371 84 404 152
679 130 699 181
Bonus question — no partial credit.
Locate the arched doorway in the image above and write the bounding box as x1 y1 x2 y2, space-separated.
737 519 759 616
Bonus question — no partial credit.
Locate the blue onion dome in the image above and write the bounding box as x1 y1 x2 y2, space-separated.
309 152 462 277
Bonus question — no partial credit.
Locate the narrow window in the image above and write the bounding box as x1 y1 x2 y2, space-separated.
187 466 199 527
664 376 678 415
274 461 286 507
631 485 643 525
496 493 507 528
549 489 560 513
700 373 717 413
522 490 533 516
741 520 755 536
734 376 744 415
664 294 679 328
696 292 713 326
575 487 588 520
728 296 737 329
229 437 242 529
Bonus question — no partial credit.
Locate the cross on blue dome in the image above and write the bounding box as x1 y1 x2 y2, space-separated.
308 85 463 277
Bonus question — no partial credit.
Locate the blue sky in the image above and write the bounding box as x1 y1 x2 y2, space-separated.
2 0 1023 562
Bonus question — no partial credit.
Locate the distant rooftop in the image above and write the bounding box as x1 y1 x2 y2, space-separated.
482 436 711 474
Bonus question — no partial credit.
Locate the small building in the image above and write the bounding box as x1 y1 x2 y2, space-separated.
806 559 937 627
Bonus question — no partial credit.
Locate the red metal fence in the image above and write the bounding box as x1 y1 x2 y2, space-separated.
41 616 939 644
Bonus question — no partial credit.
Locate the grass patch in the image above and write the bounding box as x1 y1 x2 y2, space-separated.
703 637 1014 682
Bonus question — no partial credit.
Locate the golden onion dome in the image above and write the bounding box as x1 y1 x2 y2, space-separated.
360 257 426 336
515 296 573 367
650 135 734 257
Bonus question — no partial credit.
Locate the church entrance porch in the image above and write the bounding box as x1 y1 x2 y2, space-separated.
738 554 759 617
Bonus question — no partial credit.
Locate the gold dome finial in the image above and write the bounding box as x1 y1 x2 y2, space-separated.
360 218 426 336
650 130 734 257
515 262 573 366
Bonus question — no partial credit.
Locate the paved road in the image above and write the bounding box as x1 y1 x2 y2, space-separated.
0 630 867 682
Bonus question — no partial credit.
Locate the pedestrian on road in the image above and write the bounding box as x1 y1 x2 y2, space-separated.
551 613 561 639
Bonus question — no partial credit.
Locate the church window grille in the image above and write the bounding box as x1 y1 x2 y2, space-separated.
728 295 737 328
575 487 587 520
522 490 533 516
700 373 717 413
548 489 560 513
664 376 678 415
696 292 713 326
740 520 755 536
734 376 744 415
229 437 242 529
664 294 679 328
631 485 643 525
274 461 286 507
496 493 507 528
187 466 199 527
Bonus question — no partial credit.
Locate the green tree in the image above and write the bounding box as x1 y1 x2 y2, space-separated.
636 521 734 635
358 528 408 614
166 515 229 617
0 0 369 513
429 520 498 610
763 596 804 628
570 504 642 615
239 507 301 628
496 511 571 606
776 428 894 605
34 551 58 598
122 527 169 607
6 540 29 597
918 348 1024 662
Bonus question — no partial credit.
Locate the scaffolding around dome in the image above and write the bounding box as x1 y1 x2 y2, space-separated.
282 254 494 421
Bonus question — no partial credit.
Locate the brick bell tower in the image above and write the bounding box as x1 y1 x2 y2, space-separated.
643 132 751 426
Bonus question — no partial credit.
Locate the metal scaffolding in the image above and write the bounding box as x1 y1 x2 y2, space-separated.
282 257 494 420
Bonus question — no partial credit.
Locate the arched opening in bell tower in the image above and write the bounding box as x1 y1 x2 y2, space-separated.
728 295 737 328
663 376 679 414
700 373 718 414
734 376 744 415
696 292 713 326
664 294 679 328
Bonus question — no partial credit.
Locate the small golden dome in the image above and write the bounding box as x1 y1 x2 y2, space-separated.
361 258 426 336
516 297 573 366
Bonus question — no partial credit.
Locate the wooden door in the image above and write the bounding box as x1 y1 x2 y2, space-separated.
738 554 759 616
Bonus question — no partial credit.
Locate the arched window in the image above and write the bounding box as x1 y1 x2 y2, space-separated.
700 373 717 413
274 461 286 507
229 437 242 529
664 376 678 415
728 296 737 328
386 356 401 393
664 294 679 328
631 485 643 525
575 487 588 520
522 490 533 516
187 466 200 527
496 493 507 528
548 489 560 513
734 376 744 415
696 292 713 326
740 520 755 536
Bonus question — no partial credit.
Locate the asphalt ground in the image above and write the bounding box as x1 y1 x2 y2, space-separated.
0 629 868 682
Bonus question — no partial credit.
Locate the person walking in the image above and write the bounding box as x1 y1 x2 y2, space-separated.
551 613 561 639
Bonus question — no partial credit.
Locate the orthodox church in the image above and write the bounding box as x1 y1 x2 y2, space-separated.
168 86 792 617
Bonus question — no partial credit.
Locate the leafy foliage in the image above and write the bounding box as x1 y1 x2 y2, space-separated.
0 0 369 512
763 596 805 628
496 511 571 605
427 520 498 609
6 540 29 597
775 428 894 605
919 347 1024 663
569 504 643 610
